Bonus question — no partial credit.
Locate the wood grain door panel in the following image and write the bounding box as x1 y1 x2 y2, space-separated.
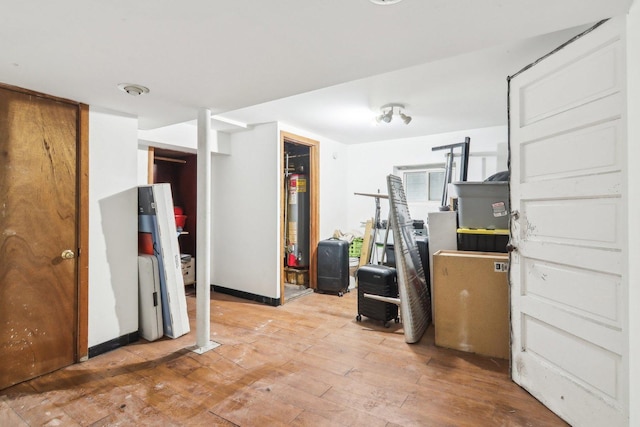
0 87 78 389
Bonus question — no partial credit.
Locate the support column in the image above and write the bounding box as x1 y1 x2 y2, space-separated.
191 108 219 353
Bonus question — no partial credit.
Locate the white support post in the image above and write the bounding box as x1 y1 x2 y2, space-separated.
191 108 219 354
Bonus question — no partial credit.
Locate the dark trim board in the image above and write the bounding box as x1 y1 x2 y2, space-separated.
212 285 281 307
88 331 139 358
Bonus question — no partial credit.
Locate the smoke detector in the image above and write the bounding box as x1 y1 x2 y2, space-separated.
117 83 150 96
369 0 403 5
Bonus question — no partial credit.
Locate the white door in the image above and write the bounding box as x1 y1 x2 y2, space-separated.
509 18 628 426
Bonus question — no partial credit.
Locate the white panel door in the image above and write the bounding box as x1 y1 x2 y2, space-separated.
509 18 628 426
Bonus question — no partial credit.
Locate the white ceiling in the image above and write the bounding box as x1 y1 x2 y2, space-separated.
0 1 634 143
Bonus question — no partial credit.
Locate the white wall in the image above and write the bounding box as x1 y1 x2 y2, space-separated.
88 108 139 347
346 126 508 231
138 122 231 155
211 123 281 299
138 122 198 153
626 2 640 424
158 121 350 301
137 147 149 185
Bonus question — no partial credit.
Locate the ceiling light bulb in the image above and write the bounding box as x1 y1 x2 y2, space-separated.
382 109 393 123
117 83 150 96
400 111 412 124
126 86 143 96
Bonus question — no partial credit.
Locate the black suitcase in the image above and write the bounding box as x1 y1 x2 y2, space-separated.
382 236 429 289
316 238 350 296
356 264 399 327
415 236 431 290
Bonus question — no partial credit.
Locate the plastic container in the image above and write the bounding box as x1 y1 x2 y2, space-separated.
457 228 509 253
453 182 509 229
138 232 154 255
348 257 359 289
174 215 187 229
349 238 363 257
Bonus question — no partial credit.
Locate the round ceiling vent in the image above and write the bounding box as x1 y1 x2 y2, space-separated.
369 0 403 5
117 83 150 96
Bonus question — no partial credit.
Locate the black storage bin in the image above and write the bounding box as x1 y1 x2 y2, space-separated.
316 238 350 296
457 229 509 253
356 264 399 327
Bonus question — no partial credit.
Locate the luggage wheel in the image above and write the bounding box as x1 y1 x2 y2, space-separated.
395 317 400 323
338 291 343 297
356 314 362 322
384 321 390 328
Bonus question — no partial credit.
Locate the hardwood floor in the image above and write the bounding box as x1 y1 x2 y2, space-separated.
0 290 567 426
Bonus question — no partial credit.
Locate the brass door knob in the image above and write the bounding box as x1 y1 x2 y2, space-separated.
61 249 75 259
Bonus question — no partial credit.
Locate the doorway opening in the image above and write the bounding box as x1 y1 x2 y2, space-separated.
147 147 198 292
280 132 319 304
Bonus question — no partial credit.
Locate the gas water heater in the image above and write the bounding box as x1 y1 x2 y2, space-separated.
286 172 310 268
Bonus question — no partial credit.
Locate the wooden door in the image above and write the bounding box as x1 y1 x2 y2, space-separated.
0 86 81 389
509 18 627 425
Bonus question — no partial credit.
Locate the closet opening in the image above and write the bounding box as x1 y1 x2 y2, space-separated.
280 132 320 304
148 147 198 290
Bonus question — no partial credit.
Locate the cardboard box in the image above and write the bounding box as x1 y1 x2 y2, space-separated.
181 257 195 285
284 267 308 286
433 250 509 359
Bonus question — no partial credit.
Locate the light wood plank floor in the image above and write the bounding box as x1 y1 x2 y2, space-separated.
1 290 567 426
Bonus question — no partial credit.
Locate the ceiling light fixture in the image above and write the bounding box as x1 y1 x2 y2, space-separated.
375 103 412 125
117 83 150 96
369 0 404 5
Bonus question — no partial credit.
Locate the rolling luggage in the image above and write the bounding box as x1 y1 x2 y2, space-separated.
415 235 431 290
356 264 399 327
316 238 350 296
137 255 164 341
382 236 429 290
